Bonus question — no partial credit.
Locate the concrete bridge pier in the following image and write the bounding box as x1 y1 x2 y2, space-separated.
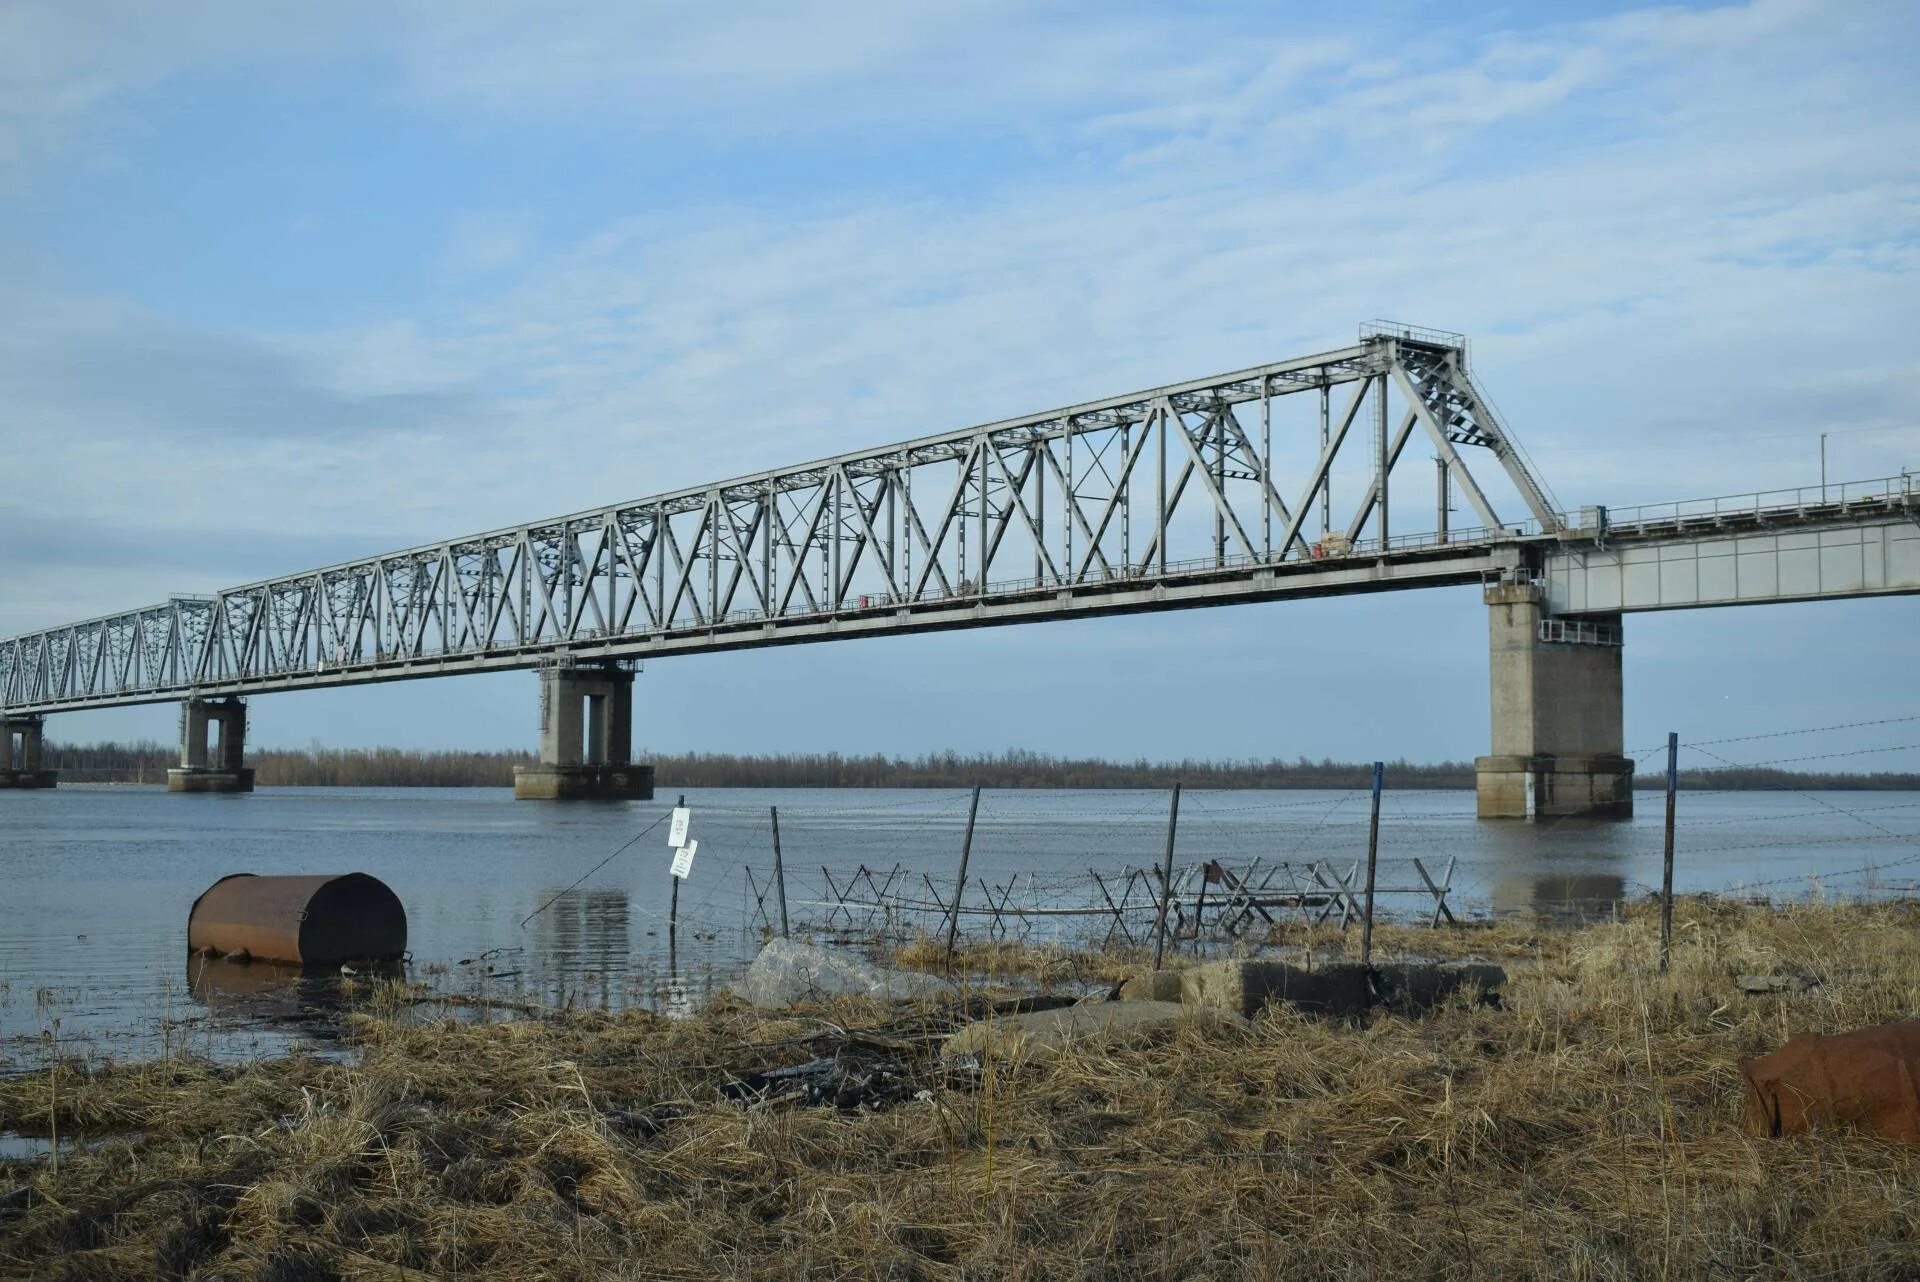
1475 581 1634 819
514 663 655 800
0 714 56 788
168 697 255 793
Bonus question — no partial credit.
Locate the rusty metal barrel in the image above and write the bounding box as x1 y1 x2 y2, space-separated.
188 873 407 965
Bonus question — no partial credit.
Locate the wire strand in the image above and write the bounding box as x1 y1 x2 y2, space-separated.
520 810 671 928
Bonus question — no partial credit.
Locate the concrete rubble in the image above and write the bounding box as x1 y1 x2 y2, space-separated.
1735 971 1822 995
736 938 956 1009
1117 970 1183 1002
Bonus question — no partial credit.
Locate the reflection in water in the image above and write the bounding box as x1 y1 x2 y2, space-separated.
185 954 404 1047
1489 872 1630 921
189 954 310 1002
529 889 631 1009
1480 818 1632 920
524 887 725 1017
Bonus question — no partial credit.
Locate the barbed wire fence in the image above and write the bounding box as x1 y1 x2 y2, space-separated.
508 711 1920 1002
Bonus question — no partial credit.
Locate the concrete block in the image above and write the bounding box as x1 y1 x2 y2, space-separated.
512 763 654 800
1118 970 1183 1002
166 768 256 793
1181 959 1373 1018
1179 959 1507 1018
1476 754 1634 819
1373 962 1508 1012
942 1000 1248 1064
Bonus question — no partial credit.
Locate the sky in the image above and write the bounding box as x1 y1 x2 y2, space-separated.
1 0 1916 771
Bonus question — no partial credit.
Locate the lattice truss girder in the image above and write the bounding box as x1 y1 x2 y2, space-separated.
1 328 1560 710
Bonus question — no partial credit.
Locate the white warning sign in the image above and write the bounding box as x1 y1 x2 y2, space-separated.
670 840 698 879
667 806 691 848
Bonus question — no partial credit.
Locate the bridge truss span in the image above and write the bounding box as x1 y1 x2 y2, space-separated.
2 327 1565 714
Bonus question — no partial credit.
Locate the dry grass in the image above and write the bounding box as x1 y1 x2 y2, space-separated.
5 898 1920 1280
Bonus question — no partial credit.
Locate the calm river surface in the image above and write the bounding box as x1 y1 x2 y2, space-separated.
3 784 1917 1069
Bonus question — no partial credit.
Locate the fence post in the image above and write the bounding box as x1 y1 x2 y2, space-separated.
1152 782 1183 969
1660 733 1677 974
769 804 789 939
1361 761 1382 968
1192 864 1209 954
945 786 982 966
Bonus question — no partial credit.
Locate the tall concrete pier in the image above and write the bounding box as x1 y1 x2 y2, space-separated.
1475 580 1634 819
0 713 56 788
168 697 255 793
513 662 655 800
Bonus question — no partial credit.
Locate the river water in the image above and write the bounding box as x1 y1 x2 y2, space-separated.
3 784 1917 1070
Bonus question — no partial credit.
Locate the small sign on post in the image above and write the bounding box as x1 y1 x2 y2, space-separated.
667 805 692 848
671 839 698 880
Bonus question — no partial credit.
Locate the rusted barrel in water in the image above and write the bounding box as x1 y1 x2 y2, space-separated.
188 873 406 965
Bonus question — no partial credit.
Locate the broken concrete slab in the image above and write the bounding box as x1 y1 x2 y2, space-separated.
1181 960 1370 1018
735 938 956 1009
1117 969 1182 1002
1736 972 1822 996
1180 959 1507 1018
942 1000 1248 1064
1373 963 1508 1013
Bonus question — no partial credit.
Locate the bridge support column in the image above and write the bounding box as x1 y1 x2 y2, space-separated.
1475 582 1633 819
514 663 654 800
0 714 56 789
168 697 255 793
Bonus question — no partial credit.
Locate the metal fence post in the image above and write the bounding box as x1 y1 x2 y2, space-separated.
1152 782 1183 969
770 805 789 939
945 786 982 966
1660 734 1677 974
1361 761 1383 968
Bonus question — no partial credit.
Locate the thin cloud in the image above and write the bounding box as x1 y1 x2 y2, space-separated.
0 0 1914 760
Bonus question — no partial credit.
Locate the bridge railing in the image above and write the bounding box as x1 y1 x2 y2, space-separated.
1601 474 1916 535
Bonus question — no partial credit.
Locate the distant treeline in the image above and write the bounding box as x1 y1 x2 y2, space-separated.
38 740 1920 791
45 741 534 788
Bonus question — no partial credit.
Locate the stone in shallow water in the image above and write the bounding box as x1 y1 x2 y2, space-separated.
735 938 956 1009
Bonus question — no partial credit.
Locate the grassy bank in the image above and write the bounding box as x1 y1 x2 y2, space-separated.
5 900 1920 1279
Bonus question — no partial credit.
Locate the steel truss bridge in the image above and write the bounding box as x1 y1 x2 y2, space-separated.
4 323 1917 718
